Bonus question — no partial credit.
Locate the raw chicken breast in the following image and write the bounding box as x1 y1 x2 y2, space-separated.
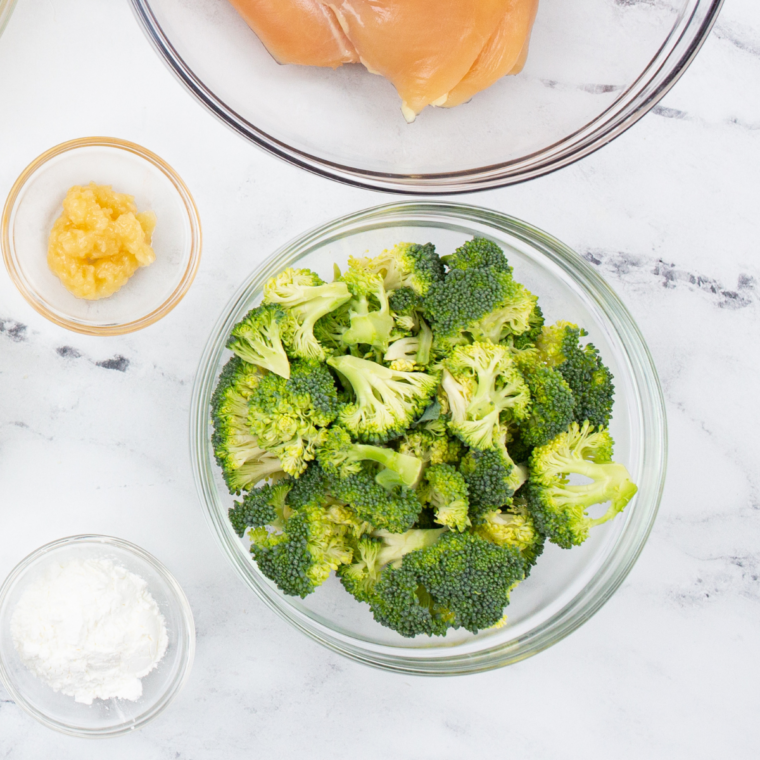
227 0 541 119
228 0 358 68
445 0 539 108
324 0 510 121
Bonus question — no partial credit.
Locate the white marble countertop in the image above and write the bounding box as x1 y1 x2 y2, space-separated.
1 1 758 757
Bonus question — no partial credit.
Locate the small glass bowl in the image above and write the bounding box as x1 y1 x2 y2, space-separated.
1 137 202 335
190 202 667 675
0 535 196 737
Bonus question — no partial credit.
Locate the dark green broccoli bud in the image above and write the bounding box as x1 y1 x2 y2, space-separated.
352 242 444 296
475 499 545 570
226 303 290 379
515 352 575 449
249 500 354 598
211 357 284 494
263 267 351 361
228 482 291 537
247 360 341 477
460 440 528 522
339 265 395 352
285 461 329 510
327 354 439 444
388 286 422 317
424 267 537 345
328 465 423 533
374 532 526 636
338 528 446 604
420 464 471 531
318 426 422 490
536 322 615 428
510 303 545 350
441 237 513 275
525 421 638 549
441 342 530 450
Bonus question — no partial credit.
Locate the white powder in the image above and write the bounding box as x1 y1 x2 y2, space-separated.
11 558 169 705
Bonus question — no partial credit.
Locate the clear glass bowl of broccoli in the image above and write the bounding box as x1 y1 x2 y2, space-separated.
190 202 666 675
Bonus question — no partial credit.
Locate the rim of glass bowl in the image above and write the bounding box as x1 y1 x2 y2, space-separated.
0 534 196 738
1 136 203 336
0 0 17 39
190 202 667 675
130 0 722 194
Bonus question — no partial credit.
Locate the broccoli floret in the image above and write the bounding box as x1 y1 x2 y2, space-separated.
424 266 537 345
515 352 575 449
510 303 545 350
339 265 395 352
353 242 444 296
460 439 528 522
396 428 464 469
328 465 423 533
524 421 638 549
441 237 512 274
441 342 530 450
384 319 433 371
317 426 422 490
211 357 284 494
226 303 291 379
338 528 446 604
420 464 471 531
249 499 354 598
327 354 439 444
388 286 423 319
263 267 351 361
228 482 291 537
247 360 341 476
536 322 615 428
475 499 545 569
374 532 526 636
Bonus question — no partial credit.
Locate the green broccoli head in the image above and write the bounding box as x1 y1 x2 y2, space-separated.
460 440 528 522
247 359 341 476
424 266 537 345
211 357 284 494
515 352 575 449
317 426 422 490
536 322 615 428
353 242 444 297
339 265 396 352
228 482 292 537
327 354 439 444
249 499 354 598
475 499 545 570
441 237 513 275
441 342 530 450
525 421 638 548
328 465 423 533
420 463 471 532
226 303 291 379
510 302 545 351
338 528 446 604
263 267 351 361
373 532 526 636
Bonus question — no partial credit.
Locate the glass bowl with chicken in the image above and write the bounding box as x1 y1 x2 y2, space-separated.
131 0 721 192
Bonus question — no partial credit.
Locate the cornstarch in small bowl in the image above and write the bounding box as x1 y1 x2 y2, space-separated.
10 557 168 705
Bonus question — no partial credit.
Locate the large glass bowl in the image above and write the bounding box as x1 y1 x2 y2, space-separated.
131 0 721 193
190 203 667 675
